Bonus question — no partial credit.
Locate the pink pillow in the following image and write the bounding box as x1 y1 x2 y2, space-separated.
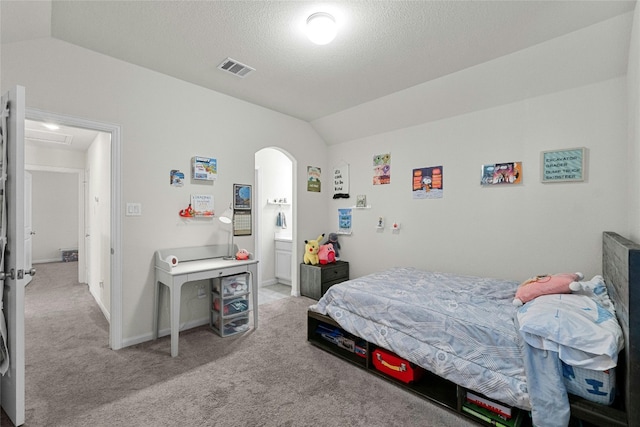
513 272 584 306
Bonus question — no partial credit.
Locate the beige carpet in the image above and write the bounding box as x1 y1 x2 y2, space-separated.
2 262 477 426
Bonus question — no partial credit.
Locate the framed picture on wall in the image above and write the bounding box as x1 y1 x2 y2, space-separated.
233 184 252 210
541 147 587 183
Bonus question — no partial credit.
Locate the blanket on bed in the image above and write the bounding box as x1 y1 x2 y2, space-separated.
310 267 532 410
517 275 623 371
310 267 625 427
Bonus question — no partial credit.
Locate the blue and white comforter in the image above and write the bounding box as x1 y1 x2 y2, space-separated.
310 267 531 410
310 267 625 425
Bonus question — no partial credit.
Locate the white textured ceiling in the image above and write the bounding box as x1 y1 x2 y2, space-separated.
2 1 637 144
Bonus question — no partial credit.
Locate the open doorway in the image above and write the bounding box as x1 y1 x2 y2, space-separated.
24 109 122 351
24 119 111 319
255 147 298 299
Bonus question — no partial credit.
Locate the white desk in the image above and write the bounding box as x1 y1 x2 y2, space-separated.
153 246 259 357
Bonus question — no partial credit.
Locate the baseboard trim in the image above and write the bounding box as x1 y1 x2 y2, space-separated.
33 258 62 264
121 316 210 349
260 278 278 287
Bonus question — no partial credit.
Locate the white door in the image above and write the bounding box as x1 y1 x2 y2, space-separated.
24 172 33 286
1 86 27 426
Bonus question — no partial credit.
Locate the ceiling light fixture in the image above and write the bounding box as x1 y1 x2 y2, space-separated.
306 12 337 45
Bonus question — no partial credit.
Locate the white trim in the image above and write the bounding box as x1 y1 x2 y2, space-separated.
25 108 123 351
122 317 210 348
89 283 111 322
33 259 66 264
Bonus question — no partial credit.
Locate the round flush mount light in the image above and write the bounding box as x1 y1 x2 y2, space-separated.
306 12 337 45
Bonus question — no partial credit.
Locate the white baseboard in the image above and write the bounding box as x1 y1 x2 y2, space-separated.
88 284 111 323
260 278 278 287
121 316 210 348
33 258 62 264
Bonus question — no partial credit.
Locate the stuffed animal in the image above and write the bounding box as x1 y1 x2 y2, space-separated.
325 233 341 259
235 249 250 260
569 275 614 311
303 234 325 265
513 272 584 306
318 243 336 265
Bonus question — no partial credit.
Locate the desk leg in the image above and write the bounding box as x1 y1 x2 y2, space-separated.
170 283 181 357
249 264 259 330
153 281 160 340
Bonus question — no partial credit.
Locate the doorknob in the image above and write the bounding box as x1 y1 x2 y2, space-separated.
0 269 15 280
26 268 36 276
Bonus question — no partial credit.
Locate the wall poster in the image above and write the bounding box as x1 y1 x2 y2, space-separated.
541 148 586 183
190 194 214 216
373 153 391 185
307 166 321 192
333 162 350 198
338 208 352 234
412 166 443 199
233 184 252 210
481 162 522 186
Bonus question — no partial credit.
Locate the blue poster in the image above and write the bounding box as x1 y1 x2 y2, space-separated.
338 208 352 234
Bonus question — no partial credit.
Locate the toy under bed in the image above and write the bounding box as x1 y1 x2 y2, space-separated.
309 267 623 426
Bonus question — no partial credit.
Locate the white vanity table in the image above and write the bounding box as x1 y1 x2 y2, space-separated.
153 244 258 357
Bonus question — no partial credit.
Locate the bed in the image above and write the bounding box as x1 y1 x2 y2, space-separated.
307 232 639 427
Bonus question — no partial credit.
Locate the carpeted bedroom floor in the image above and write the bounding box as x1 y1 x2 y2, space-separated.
1 262 477 426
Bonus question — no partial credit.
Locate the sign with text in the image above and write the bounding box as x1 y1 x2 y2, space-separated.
541 148 586 183
333 162 349 197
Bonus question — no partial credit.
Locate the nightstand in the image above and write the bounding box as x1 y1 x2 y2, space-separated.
300 261 349 300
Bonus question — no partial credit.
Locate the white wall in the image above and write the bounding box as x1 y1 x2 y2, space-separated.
1 37 327 344
30 170 78 263
328 76 628 282
326 15 634 283
628 5 640 241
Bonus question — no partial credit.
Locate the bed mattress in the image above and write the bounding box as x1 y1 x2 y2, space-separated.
310 266 531 410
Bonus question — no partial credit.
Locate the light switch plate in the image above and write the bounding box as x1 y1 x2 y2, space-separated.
126 203 142 216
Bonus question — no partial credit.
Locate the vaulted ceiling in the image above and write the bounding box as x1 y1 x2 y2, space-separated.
2 1 637 144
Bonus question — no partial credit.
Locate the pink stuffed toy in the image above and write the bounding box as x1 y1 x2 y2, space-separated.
513 272 584 306
318 243 336 265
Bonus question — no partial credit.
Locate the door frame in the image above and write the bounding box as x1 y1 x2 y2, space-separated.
25 108 123 350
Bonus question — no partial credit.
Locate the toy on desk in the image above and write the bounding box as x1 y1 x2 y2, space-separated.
178 203 195 218
303 233 325 265
235 249 250 260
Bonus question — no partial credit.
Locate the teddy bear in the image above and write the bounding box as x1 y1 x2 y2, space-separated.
512 272 584 306
318 243 336 265
303 234 325 265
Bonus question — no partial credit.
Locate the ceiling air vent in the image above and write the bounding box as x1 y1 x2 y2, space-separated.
217 58 255 78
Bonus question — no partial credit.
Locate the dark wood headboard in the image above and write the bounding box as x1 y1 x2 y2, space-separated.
602 232 639 426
